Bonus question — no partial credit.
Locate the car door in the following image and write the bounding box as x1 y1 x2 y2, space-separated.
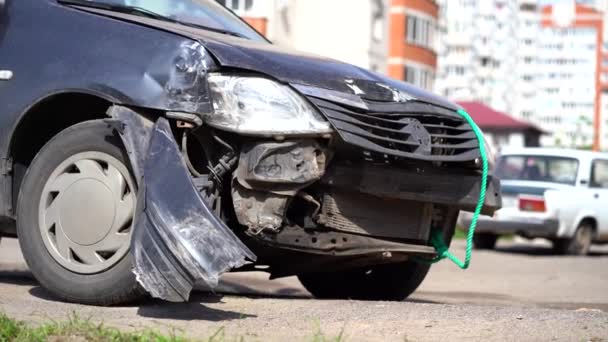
0 0 8 81
0 0 11 97
0 0 12 219
588 158 608 241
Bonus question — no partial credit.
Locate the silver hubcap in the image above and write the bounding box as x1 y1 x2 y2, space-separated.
39 152 135 274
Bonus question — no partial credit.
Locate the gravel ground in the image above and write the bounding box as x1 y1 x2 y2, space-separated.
0 237 607 341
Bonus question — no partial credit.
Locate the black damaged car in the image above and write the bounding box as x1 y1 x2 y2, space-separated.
0 0 501 305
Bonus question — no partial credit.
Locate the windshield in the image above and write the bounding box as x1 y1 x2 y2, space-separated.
60 0 267 41
496 155 579 185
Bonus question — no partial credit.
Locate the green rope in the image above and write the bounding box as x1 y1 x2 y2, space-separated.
425 109 488 269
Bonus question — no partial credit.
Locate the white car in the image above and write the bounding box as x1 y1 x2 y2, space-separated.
463 147 608 255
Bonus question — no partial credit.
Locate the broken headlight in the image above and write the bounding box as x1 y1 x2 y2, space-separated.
205 74 333 136
482 135 496 170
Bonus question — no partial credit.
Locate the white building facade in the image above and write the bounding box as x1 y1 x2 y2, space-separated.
537 11 598 147
437 1 605 150
219 0 391 74
512 1 542 123
435 0 518 113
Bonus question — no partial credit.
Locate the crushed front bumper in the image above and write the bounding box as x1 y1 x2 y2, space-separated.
322 163 501 216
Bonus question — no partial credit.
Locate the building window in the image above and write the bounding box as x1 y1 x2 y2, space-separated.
217 0 253 12
406 15 435 49
404 65 434 91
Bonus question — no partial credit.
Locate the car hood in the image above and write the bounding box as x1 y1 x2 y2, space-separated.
198 33 458 110
78 8 459 111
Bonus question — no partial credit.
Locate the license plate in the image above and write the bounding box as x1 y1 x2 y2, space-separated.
502 196 518 208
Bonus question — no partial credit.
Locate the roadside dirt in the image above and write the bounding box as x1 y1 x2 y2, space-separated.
0 238 607 341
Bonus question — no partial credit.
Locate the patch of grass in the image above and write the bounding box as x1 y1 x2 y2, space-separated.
0 313 349 342
310 320 346 342
0 313 187 342
453 227 514 241
453 228 468 240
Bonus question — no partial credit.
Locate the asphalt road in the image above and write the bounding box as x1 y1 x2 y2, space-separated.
0 237 607 341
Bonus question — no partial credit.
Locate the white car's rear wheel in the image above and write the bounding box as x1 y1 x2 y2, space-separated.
473 233 498 250
553 222 593 256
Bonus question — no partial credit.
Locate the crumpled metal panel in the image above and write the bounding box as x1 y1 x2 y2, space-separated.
232 183 290 233
112 107 255 302
231 140 328 232
235 140 327 195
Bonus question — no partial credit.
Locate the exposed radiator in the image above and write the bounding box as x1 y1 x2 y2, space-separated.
318 190 433 241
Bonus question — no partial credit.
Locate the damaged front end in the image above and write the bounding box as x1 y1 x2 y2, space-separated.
208 78 501 279
105 41 500 303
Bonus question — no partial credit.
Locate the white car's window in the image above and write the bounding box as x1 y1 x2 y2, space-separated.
496 155 579 185
590 159 608 188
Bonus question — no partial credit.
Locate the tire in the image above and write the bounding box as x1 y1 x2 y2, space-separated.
553 222 593 256
17 120 145 305
298 261 431 301
473 233 498 250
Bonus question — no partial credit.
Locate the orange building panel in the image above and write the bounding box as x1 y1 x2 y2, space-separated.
243 17 268 37
388 0 438 81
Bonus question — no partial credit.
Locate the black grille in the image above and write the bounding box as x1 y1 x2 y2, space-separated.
309 97 480 163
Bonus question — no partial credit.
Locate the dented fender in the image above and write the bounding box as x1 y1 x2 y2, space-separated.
110 106 255 302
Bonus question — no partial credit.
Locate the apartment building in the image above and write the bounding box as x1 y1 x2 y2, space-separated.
583 0 608 149
387 0 439 90
434 0 518 114
537 3 603 149
436 1 607 150
512 1 542 123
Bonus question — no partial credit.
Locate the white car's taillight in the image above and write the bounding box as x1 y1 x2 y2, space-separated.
518 195 546 212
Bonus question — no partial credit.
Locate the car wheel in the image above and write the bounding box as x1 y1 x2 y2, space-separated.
17 120 145 305
473 233 498 250
298 261 430 301
553 222 593 256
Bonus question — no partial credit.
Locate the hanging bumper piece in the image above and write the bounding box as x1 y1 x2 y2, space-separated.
109 106 256 302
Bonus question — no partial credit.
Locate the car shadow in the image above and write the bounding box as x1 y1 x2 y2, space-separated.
136 293 257 321
12 264 440 311
0 269 37 286
208 278 310 300
213 278 443 304
493 244 608 257
415 290 517 303
404 298 442 304
27 286 257 322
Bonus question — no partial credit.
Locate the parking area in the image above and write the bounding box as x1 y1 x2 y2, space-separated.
0 237 607 341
